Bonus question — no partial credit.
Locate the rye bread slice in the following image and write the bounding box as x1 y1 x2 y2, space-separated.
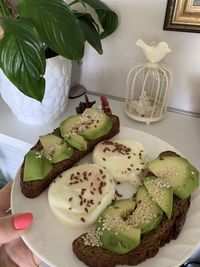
20 114 120 198
72 196 191 267
73 151 191 267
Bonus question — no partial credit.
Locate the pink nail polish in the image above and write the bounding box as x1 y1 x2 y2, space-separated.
13 212 33 230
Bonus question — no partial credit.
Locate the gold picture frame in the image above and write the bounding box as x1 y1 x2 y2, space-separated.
164 0 200 32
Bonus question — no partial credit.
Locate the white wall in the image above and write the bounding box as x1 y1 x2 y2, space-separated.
73 0 200 114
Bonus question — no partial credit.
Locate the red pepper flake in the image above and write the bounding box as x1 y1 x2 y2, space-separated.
100 96 112 114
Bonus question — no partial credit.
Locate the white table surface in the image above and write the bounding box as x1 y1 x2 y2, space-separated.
0 94 200 170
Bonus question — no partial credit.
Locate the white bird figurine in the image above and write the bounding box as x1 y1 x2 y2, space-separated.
136 38 171 63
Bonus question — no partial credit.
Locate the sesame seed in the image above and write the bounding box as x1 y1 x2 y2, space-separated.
82 227 102 247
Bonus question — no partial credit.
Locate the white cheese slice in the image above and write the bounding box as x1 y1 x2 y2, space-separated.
48 163 115 228
92 139 149 185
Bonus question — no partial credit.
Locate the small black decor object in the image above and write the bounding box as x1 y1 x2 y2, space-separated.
76 95 96 114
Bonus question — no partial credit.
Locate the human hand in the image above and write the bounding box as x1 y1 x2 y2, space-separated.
0 182 41 267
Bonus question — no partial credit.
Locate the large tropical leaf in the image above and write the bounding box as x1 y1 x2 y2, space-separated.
75 12 103 54
0 17 46 101
0 0 12 17
78 0 118 39
17 0 85 60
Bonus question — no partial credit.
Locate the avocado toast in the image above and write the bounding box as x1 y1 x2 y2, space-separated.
72 151 199 267
20 98 120 198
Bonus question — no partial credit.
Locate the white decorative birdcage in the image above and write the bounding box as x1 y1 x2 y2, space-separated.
125 39 173 124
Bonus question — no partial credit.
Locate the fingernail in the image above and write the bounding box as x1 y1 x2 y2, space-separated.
13 212 33 230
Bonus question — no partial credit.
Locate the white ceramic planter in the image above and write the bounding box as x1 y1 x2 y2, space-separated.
0 55 72 125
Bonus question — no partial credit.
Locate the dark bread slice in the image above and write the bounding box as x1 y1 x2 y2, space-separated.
20 114 120 198
72 150 191 267
73 196 190 267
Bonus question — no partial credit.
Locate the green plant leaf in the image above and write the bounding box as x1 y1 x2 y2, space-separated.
78 0 118 39
0 0 13 17
75 12 103 54
0 17 46 101
17 0 85 61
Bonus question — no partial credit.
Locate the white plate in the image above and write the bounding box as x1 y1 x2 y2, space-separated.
11 127 200 267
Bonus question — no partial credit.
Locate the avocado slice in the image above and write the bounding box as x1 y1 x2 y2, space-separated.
98 199 141 254
60 114 87 150
99 227 141 254
143 176 173 219
60 115 82 138
99 198 136 220
23 150 53 182
128 186 163 234
78 108 112 140
66 134 87 151
148 156 199 199
60 109 112 150
39 134 74 163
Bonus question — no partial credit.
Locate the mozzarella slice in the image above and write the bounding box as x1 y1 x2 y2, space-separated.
48 163 115 228
92 139 149 185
